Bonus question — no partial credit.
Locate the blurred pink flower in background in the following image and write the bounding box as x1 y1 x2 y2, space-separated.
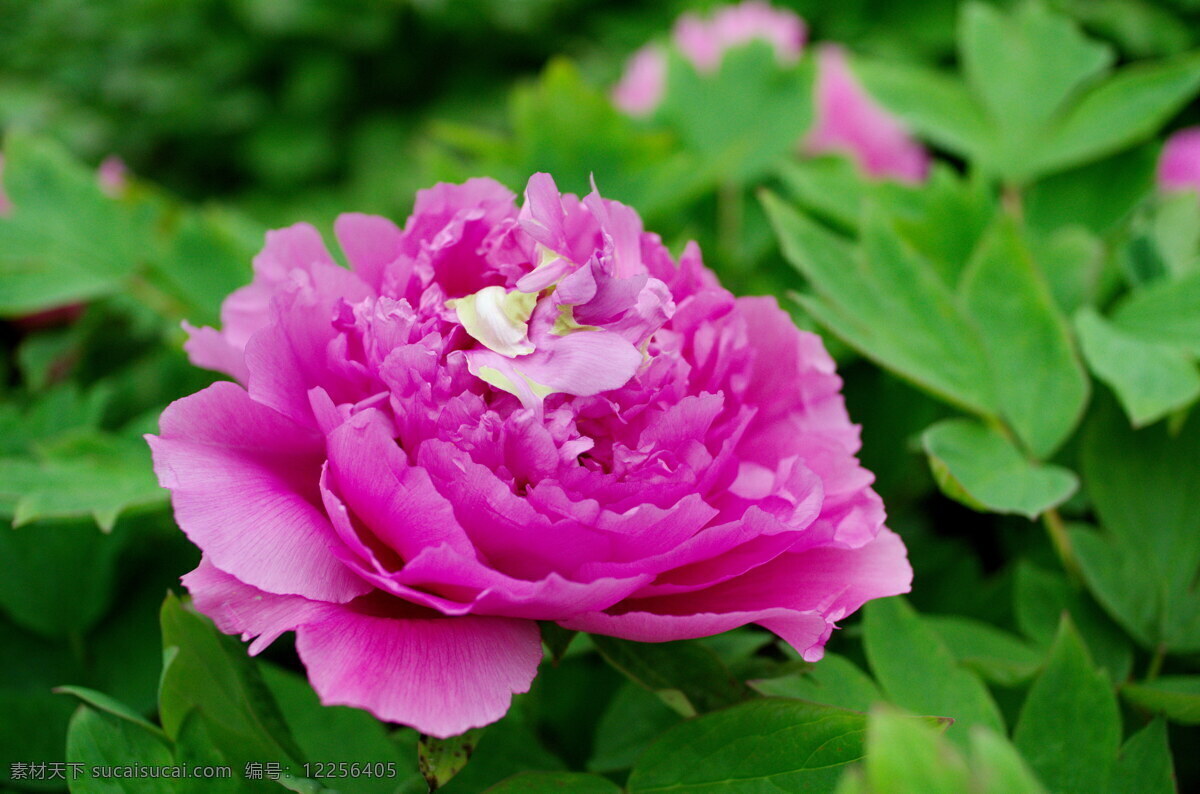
1159 126 1200 194
613 2 928 183
149 173 910 737
613 1 806 117
98 155 129 197
805 45 930 183
0 155 11 217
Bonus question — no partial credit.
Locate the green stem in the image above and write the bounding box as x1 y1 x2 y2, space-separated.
1146 644 1166 682
717 180 744 269
1002 183 1024 221
1043 507 1082 583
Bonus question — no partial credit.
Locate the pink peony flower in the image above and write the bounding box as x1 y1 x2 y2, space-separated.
806 45 930 183
148 173 911 737
613 1 806 117
1159 126 1200 195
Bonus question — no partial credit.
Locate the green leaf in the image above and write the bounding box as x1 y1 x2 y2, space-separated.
1013 561 1133 683
1025 145 1158 238
852 58 991 161
922 418 1078 519
438 702 565 793
1078 401 1200 651
589 635 749 718
0 518 127 637
1028 226 1108 315
261 663 420 794
66 705 176 793
146 208 258 326
926 615 1043 686
1112 271 1200 356
172 710 243 794
1075 307 1200 427
861 706 970 794
588 682 682 774
0 615 83 791
969 727 1049 794
1013 615 1121 794
658 43 815 183
863 596 1005 745
508 59 701 219
55 686 165 738
959 1 1112 180
0 133 153 315
1034 52 1200 175
0 431 167 531
627 698 868 793
1122 677 1200 724
420 729 484 791
775 156 867 233
158 592 304 770
1110 718 1177 794
763 193 995 415
538 622 578 664
959 215 1089 457
484 772 622 793
749 653 883 713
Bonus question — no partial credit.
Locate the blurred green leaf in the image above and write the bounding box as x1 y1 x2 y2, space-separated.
859 706 970 794
1111 271 1200 356
658 43 814 184
0 431 165 531
65 704 175 793
1110 717 1177 794
261 663 419 794
1025 144 1157 237
587 682 682 774
158 592 303 771
750 652 883 713
1013 615 1121 794
859 2 1200 182
852 58 991 162
1076 307 1200 426
1028 226 1108 315
1077 402 1200 651
590 634 749 718
56 686 165 738
1122 677 1200 724
1013 561 1133 683
1032 52 1200 175
0 518 126 637
0 133 154 316
863 596 1005 744
926 615 1043 686
922 418 1078 519
172 710 242 794
484 772 622 793
959 0 1112 178
969 726 1050 794
626 698 867 793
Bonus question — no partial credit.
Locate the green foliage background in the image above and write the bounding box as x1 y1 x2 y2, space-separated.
2 0 1200 792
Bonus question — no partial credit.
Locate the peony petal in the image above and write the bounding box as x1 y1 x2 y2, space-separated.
183 556 543 738
806 45 930 184
334 213 405 291
296 603 541 738
148 382 370 602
